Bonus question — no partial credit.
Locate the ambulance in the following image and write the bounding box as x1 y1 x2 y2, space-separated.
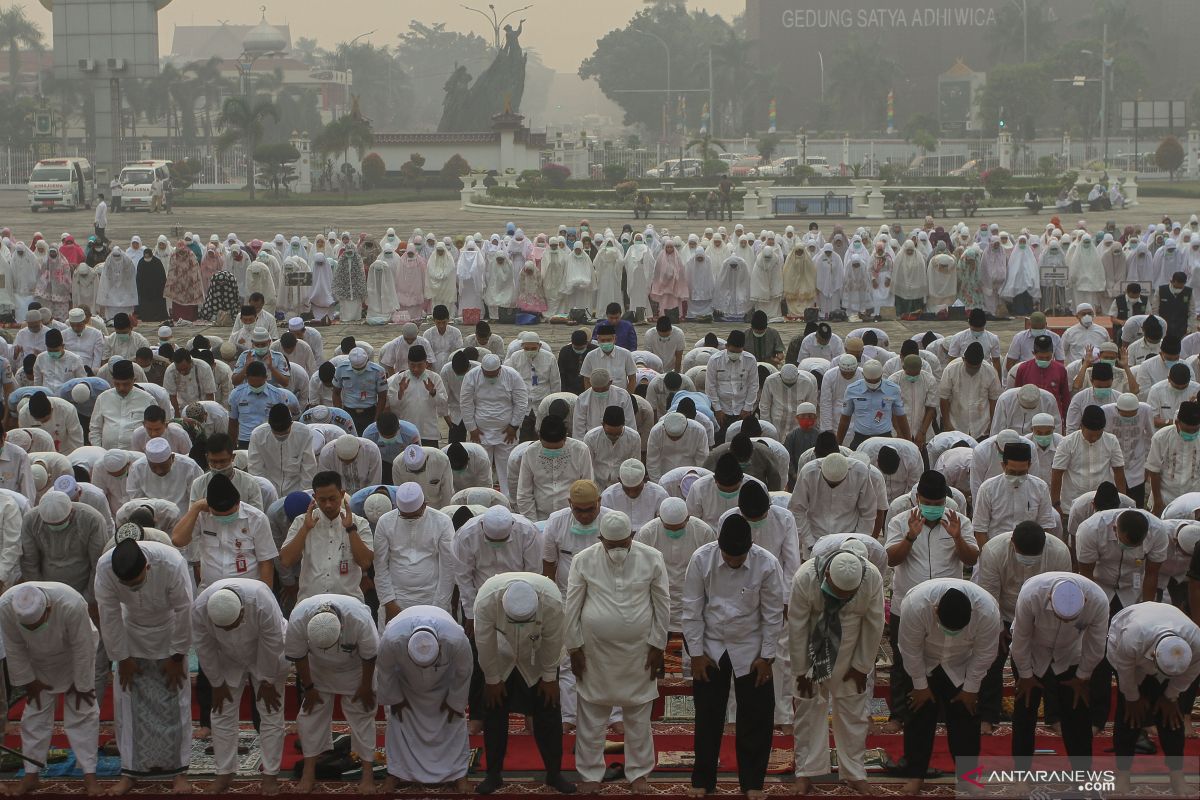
118 160 172 211
26 157 95 212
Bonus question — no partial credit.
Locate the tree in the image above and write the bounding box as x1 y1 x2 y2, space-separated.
314 101 375 173
0 5 43 98
168 157 202 192
1156 135 1184 180
399 152 426 188
394 22 492 130
976 62 1049 137
217 96 279 199
253 142 301 197
989 0 1054 62
332 41 410 129
827 33 899 132
440 153 471 180
756 133 781 164
293 37 327 67
185 57 230 146
361 153 386 189
686 132 726 162
903 113 939 154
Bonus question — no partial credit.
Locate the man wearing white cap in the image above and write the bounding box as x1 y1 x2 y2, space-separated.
836 359 910 448
377 604 473 792
454 506 542 635
1060 303 1111 362
317 433 382 495
789 452 879 557
601 459 668 534
683 515 784 798
95 539 194 794
288 316 325 362
192 579 288 795
287 593 381 794
645 411 708 483
379 322 432 376
1026 411 1061 482
1106 602 1200 796
635 497 716 642
760 363 816 439
1010 572 1108 768
18 390 84 453
233 327 291 389
334 346 388 435
1103 392 1155 508
991 383 1061 436
505 332 561 440
818 354 861 437
566 511 669 793
20 488 109 595
789 546 883 794
0 582 100 795
126 436 202 516
460 353 528 497
52 473 114 533
373 483 459 622
391 442 454 509
473 573 575 794
63 307 106 372
572 368 636 440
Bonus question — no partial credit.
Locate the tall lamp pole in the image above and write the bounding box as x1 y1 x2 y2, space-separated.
461 3 535 50
632 29 671 146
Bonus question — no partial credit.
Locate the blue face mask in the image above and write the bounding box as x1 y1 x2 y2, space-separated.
819 581 841 599
541 446 567 458
569 521 598 537
1035 359 1051 368
918 503 945 522
214 510 239 524
1181 429 1199 442
1093 388 1113 402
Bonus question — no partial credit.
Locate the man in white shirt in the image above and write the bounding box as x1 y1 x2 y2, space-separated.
634 497 716 639
975 521 1072 733
601 460 667 534
89 360 157 449
248 404 318 497
790 548 883 795
705 330 759 440
583 406 641 488
421 306 462 370
883 470 979 732
505 332 561 439
287 593 380 794
386 345 447 446
63 307 106 372
192 579 288 795
473 573 575 795
1104 392 1156 509
516 416 593 521
461 354 528 498
126 436 203 516
18 390 83 453
1146 400 1200 511
1106 602 1200 796
278 471 374 602
1051 405 1127 513
1010 573 1108 769
1005 312 1064 370
171 474 277 589
645 411 708 483
644 316 685 372
318 434 382 495
938 342 1002 438
947 309 1003 376
372 482 458 621
581 324 637 392
163 349 216 414
444 441 491 492
572 369 636 440
896 579 1001 795
33 328 86 392
789 453 879 556
1060 303 1111 362
971 442 1058 546
682 515 785 797
991 383 1060 436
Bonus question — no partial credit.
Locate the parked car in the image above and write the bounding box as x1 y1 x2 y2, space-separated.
729 155 763 177
645 158 702 178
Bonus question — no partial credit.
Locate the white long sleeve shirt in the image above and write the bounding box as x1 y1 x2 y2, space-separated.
516 438 593 521
473 572 564 686
789 458 879 555
716 505 802 583
818 368 860 434
572 386 636 439
1051 430 1126 509
17 396 84 453
372 507 459 612
1145 425 1200 506
645 419 709 483
971 473 1058 540
682 542 785 677
88 385 157 449
95 541 193 661
1010 572 1108 680
974 531 1072 621
584 426 641 488
126 454 203 515
460 365 528 442
1103 403 1156 485
504 349 561 408
0 581 98 692
601 481 668 535
452 513 543 619
759 371 817 438
284 594 378 694
192 578 288 687
898 578 1001 693
1107 602 1200 701
248 422 318 497
705 350 759 415
63 325 106 371
387 369 448 442
884 509 979 608
1075 508 1169 605
633 516 716 632
789 557 885 692
541 507 622 595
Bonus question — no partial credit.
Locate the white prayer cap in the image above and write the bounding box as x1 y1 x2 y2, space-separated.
502 580 539 622
796 401 816 415
53 474 78 497
6 428 31 452
307 611 342 649
1154 635 1192 676
600 511 631 541
590 368 612 388
70 383 91 403
334 435 361 461
31 462 47 490
145 437 173 464
395 482 424 513
996 429 1021 448
288 317 305 331
862 361 883 381
659 497 688 526
1031 412 1055 427
619 459 646 488
67 307 86 323
837 354 858 370
250 327 270 343
821 453 850 483
780 363 799 382
364 493 395 524
840 538 869 559
481 505 513 540
348 347 368 368
1018 384 1041 409
662 412 687 437
481 354 501 371
407 628 440 666
402 444 427 470
207 589 243 627
38 490 71 524
1075 303 1094 314
102 450 128 472
1050 579 1085 620
11 585 47 625
1117 393 1140 412
158 325 174 340
24 308 38 322
827 552 864 591
1177 524 1200 555
822 243 834 252
519 331 540 344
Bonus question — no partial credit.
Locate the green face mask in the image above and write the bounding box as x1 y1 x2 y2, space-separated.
1032 433 1053 446
600 343 615 353
214 510 239 524
1035 359 1051 368
572 346 587 355
904 374 919 383
486 539 508 548
593 390 608 398
47 520 70 532
1180 429 1199 442
541 447 567 458
717 488 740 500
918 503 945 522
939 624 962 638
249 384 266 394
663 526 686 539
752 330 765 338
116 333 130 342
569 522 598 537
1093 388 1113 403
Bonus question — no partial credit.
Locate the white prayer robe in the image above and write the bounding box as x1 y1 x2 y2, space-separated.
248 423 319 497
125 454 203 516
516 438 593 521
366 258 400 323
633 517 716 631
376 606 472 783
644 419 709 483
372 507 459 613
788 459 878 556
317 438 382 494
759 371 818 439
583 426 641 488
88 385 158 449
391 447 456 509
452 513 543 620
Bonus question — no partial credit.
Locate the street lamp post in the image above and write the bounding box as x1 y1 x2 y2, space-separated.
460 3 535 50
632 29 671 147
1079 25 1112 167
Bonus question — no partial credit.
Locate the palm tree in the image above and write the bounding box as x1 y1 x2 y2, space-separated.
828 34 898 133
989 0 1054 62
217 96 278 199
686 131 725 161
1087 0 1150 58
0 5 43 97
185 57 230 146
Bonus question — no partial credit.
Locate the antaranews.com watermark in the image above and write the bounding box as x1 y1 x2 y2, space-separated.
954 755 1199 797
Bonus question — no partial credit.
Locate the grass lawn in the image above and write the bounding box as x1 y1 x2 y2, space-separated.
174 188 459 206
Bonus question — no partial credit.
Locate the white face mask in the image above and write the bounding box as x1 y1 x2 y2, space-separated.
605 546 628 565
1014 552 1040 567
1080 315 1094 328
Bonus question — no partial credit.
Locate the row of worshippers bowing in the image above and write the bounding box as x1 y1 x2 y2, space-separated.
3 456 1199 796
7 212 1200 329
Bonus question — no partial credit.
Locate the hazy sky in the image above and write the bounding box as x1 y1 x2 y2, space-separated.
26 1 744 72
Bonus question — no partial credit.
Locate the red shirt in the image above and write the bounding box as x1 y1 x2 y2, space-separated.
1013 359 1070 419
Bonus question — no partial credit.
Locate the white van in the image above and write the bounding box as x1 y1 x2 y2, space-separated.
118 160 172 211
26 158 95 212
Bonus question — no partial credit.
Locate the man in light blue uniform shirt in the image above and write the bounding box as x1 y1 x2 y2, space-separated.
837 360 910 448
362 411 417 484
59 376 112 444
228 361 291 447
333 346 388 434
233 327 291 388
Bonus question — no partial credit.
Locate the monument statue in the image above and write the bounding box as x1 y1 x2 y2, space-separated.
438 21 527 132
